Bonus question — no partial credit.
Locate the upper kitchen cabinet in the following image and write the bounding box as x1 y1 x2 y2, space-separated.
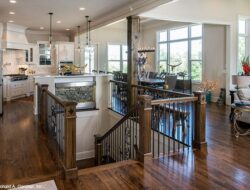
25 43 39 65
55 42 74 64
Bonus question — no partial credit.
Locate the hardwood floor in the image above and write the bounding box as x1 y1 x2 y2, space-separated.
1 98 250 189
0 97 59 185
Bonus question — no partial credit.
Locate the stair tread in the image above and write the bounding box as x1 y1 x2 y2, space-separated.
78 160 139 175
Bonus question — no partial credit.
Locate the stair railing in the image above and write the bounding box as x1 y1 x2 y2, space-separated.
37 84 77 180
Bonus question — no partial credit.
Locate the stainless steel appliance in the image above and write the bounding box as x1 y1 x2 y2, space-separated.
0 50 3 116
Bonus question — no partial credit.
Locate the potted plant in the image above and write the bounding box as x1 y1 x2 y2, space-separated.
198 80 218 103
241 56 250 76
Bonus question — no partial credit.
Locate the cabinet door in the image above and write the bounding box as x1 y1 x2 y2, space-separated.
29 78 34 93
57 43 74 62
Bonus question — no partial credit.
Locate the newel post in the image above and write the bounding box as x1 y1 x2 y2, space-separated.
193 91 207 153
40 84 49 130
94 135 103 166
63 101 78 180
138 95 152 162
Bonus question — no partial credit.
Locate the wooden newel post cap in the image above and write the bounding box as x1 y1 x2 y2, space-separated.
41 84 49 88
193 91 206 104
138 95 152 109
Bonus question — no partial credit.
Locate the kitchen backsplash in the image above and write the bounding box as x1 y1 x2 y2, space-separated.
2 49 57 75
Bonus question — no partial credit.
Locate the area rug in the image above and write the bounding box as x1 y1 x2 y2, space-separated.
12 180 57 190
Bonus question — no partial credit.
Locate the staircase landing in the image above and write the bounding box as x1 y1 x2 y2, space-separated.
78 159 169 190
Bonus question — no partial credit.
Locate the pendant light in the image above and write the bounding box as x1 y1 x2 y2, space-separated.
85 16 94 51
85 16 90 46
77 25 81 51
48 12 53 48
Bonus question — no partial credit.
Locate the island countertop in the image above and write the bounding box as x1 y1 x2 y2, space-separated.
33 73 112 79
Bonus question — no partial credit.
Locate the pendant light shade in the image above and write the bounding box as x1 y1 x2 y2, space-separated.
77 25 81 51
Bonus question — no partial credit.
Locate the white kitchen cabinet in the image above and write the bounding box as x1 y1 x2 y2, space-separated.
3 76 35 101
26 43 39 65
27 76 34 95
56 42 74 62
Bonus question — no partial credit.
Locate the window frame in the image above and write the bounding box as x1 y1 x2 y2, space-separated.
156 24 203 82
107 43 128 73
238 18 249 72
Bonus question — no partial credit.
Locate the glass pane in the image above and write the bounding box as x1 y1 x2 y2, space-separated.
170 27 188 40
122 45 127 60
159 31 167 42
108 45 120 60
191 25 202 38
123 61 127 73
238 36 246 62
159 61 167 73
39 44 45 54
191 39 202 60
169 41 188 74
108 61 120 72
191 61 202 81
85 47 95 73
159 43 167 60
239 19 246 35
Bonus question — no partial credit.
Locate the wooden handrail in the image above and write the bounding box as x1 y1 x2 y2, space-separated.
151 97 198 105
37 83 78 180
110 80 128 86
132 84 192 97
95 107 137 142
110 80 192 98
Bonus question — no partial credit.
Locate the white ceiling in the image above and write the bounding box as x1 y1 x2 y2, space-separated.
0 0 137 32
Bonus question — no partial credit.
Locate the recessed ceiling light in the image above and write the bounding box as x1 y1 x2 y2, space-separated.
40 27 44 30
9 20 14 23
79 7 85 11
56 21 61 24
66 29 70 31
9 0 16 3
9 11 15 15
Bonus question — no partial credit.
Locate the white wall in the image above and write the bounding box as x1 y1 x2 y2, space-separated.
141 0 250 103
202 24 227 101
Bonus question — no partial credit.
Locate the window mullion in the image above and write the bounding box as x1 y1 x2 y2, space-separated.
167 31 170 73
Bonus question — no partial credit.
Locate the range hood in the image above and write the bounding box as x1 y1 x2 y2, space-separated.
0 23 29 50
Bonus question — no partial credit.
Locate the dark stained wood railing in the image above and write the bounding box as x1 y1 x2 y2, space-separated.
37 84 78 180
95 107 139 165
102 80 207 163
110 80 192 115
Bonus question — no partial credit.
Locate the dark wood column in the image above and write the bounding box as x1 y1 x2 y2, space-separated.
127 16 140 109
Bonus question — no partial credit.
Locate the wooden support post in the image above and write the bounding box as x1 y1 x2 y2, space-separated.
94 135 103 166
63 101 78 180
127 16 140 110
138 95 152 162
193 91 207 153
40 84 49 130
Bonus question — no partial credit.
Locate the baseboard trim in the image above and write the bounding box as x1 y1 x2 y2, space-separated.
76 150 95 161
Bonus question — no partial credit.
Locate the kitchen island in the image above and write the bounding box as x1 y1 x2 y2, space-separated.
34 73 113 160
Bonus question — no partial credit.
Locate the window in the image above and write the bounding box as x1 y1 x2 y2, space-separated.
39 43 51 65
238 18 249 73
108 44 127 73
157 24 203 82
